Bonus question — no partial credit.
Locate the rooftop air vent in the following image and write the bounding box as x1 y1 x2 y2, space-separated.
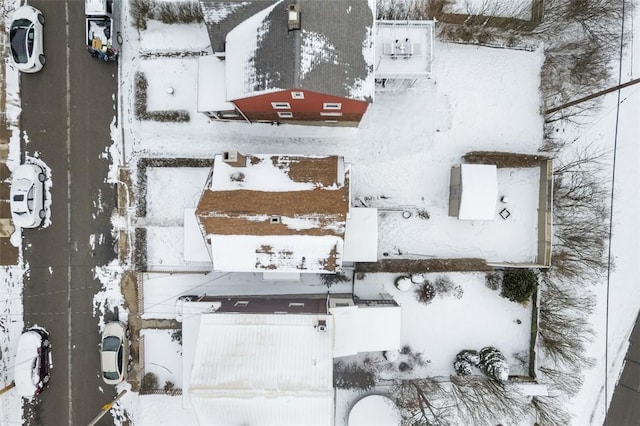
270 215 281 224
222 151 246 167
317 319 327 332
287 4 300 31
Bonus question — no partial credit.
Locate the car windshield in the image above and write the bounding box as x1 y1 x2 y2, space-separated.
102 336 120 351
103 371 119 381
10 19 32 63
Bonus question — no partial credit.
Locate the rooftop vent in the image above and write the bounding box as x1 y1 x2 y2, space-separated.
317 319 327 332
270 215 281 224
287 4 300 31
222 151 246 167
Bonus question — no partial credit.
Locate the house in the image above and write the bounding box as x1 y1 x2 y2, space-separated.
197 0 375 127
181 294 402 425
195 152 351 273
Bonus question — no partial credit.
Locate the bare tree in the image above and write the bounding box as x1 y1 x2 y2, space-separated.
538 366 584 397
448 376 528 425
392 378 454 426
538 274 596 369
531 395 572 425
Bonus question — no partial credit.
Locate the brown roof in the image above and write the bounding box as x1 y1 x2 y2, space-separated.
196 155 350 237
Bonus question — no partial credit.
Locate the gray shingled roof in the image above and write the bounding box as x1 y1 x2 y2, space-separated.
200 0 374 101
200 0 279 53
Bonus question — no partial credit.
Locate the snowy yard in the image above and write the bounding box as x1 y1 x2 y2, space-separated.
0 0 638 424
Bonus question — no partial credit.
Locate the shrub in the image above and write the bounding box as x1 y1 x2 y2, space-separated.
500 269 538 303
333 361 376 390
456 349 480 366
479 347 509 381
485 272 501 291
415 281 436 304
164 381 175 392
140 372 159 393
130 0 152 30
395 275 412 291
454 359 473 376
320 272 350 288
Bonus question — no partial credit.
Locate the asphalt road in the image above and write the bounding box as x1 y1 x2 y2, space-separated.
606 310 640 426
19 1 118 425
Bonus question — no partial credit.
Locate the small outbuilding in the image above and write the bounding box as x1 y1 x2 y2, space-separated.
448 164 499 220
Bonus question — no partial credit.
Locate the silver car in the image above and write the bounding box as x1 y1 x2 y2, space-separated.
9 5 45 73
10 164 46 228
100 321 130 385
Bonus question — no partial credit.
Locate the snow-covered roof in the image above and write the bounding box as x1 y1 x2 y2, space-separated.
330 303 401 357
85 0 108 15
183 208 211 262
186 313 334 426
220 0 375 101
459 164 499 221
195 154 350 272
197 56 236 113
374 20 435 79
343 207 378 262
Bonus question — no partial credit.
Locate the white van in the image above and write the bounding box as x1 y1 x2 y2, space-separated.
14 328 51 397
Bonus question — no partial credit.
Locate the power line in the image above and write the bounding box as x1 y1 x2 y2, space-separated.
604 0 627 421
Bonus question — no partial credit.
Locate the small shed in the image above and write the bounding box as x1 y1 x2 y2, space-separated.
448 164 499 220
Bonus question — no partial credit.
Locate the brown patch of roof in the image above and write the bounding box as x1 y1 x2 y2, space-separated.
270 156 339 186
197 186 349 237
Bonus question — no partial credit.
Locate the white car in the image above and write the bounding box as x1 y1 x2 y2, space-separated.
14 328 51 398
100 321 130 385
10 164 46 228
9 6 45 73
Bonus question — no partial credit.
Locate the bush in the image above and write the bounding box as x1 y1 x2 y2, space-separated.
454 359 474 376
320 272 350 288
394 275 412 291
415 281 436 304
334 361 376 390
140 372 159 393
479 347 509 381
454 349 480 376
485 272 501 291
500 269 538 303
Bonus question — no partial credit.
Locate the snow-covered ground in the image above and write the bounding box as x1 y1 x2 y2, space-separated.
1 0 639 425
443 0 534 20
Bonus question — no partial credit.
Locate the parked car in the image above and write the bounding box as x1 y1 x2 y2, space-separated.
9 5 45 73
100 321 129 385
14 328 51 398
10 164 46 228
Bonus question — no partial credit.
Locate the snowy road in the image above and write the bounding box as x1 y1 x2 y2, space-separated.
18 1 118 425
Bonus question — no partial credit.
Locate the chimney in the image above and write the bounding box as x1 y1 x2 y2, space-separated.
222 151 247 167
287 4 300 31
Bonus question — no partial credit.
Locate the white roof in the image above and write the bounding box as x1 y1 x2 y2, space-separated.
458 164 499 220
85 0 107 15
211 234 343 273
343 208 378 262
330 304 402 357
187 313 334 426
183 208 211 262
197 55 236 112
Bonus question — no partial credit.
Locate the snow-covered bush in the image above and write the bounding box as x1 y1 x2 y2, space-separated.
394 275 412 291
479 346 509 381
500 269 538 303
410 273 426 284
141 372 159 394
415 281 436 304
434 275 464 299
453 349 480 376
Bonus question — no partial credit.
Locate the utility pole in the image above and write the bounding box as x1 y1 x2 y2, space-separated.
87 389 128 426
545 77 640 115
